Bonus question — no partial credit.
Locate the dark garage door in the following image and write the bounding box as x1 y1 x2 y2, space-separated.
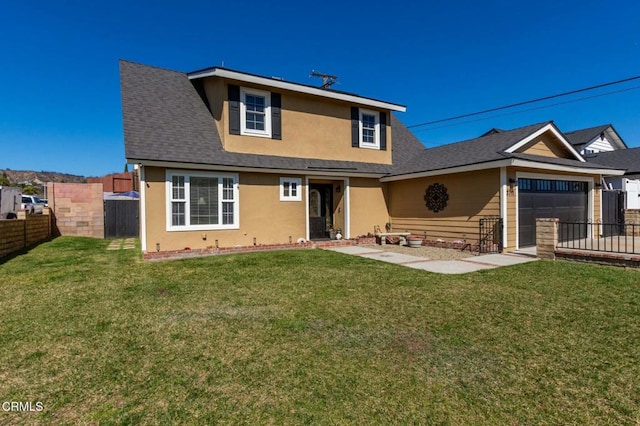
518 178 588 247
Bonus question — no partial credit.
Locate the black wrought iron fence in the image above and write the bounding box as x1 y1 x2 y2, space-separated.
557 221 638 254
479 216 503 254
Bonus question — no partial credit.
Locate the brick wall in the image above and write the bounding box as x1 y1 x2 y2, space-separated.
144 239 356 261
0 209 52 258
48 182 104 238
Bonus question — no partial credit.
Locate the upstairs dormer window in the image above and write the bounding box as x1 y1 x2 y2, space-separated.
360 109 379 148
229 85 282 140
240 88 271 138
351 107 387 151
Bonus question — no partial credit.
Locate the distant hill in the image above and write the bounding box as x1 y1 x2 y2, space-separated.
1 169 87 186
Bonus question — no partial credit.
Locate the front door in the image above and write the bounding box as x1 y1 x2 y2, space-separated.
309 184 333 240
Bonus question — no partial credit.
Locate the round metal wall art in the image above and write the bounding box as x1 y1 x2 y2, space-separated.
424 183 449 213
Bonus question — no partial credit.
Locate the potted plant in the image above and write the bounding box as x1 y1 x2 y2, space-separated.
407 235 423 248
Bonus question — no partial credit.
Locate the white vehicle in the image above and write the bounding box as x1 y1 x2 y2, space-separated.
21 195 44 214
0 186 21 219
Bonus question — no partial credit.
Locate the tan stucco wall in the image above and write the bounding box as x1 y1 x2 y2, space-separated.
203 78 392 164
388 170 500 242
143 168 389 251
348 178 389 237
519 133 575 158
143 167 307 252
505 167 601 250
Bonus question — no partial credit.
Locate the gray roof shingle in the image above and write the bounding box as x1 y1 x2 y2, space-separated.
564 124 611 147
387 121 621 177
120 60 621 179
585 147 640 174
120 60 421 175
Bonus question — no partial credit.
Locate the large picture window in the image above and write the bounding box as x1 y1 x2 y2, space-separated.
166 171 239 231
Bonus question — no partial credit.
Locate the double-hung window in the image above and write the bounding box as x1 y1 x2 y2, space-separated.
359 109 380 149
167 171 239 231
240 87 271 138
280 177 302 201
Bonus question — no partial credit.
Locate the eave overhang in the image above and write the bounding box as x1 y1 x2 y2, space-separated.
380 159 625 182
188 68 406 112
127 159 387 179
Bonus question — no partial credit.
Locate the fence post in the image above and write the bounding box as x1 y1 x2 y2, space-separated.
17 210 27 249
536 218 559 260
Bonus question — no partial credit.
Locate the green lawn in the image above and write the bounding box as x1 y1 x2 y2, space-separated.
1 237 639 424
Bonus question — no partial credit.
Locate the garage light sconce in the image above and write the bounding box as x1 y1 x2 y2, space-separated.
508 178 518 191
594 183 603 190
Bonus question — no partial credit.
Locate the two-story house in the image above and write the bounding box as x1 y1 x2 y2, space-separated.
120 60 426 253
121 60 624 254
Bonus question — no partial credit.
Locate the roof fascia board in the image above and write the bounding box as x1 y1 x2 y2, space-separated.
380 159 513 182
188 68 407 112
380 158 625 182
504 123 586 162
128 159 386 178
510 159 625 175
605 127 628 150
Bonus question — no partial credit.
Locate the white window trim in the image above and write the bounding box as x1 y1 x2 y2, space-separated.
280 177 302 201
359 109 380 149
240 87 271 138
165 170 240 231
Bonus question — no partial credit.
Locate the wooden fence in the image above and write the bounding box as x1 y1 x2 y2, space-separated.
0 209 52 258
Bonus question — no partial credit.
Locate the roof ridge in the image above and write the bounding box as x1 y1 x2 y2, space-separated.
564 123 611 135
424 120 551 151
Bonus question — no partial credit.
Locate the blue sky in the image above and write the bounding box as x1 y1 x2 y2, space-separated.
1 0 639 177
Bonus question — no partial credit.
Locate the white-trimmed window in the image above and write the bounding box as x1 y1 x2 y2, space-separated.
280 177 302 201
166 171 239 231
240 87 271 138
359 109 380 149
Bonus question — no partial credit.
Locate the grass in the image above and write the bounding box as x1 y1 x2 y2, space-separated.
0 237 639 424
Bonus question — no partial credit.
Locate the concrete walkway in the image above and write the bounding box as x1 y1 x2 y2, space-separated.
324 246 537 274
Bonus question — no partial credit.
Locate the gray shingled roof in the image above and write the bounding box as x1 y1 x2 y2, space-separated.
565 124 628 153
120 60 621 179
564 124 612 147
585 147 640 174
120 60 422 175
386 121 620 177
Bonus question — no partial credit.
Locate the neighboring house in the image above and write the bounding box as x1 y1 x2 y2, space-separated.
567 124 640 210
585 148 640 209
564 124 627 155
120 60 624 253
